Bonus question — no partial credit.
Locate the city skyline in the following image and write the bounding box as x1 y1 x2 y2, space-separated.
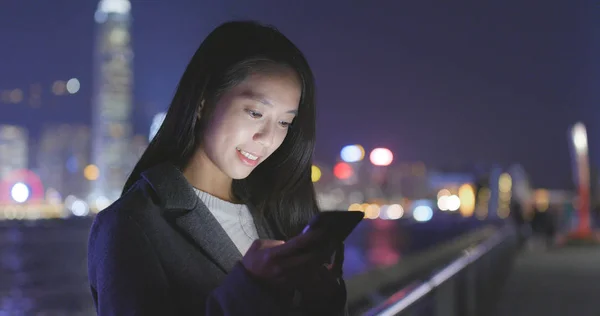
1 1 597 189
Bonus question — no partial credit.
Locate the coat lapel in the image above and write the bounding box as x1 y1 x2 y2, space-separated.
141 163 271 273
174 201 243 272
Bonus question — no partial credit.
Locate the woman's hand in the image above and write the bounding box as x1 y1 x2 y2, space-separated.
241 230 327 289
297 244 347 314
298 264 344 299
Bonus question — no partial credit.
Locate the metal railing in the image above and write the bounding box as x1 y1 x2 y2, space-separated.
363 225 517 316
346 226 498 314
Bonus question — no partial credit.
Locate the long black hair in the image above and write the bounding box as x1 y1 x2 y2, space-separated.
123 21 319 239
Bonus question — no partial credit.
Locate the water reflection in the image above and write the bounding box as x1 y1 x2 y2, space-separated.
0 220 94 315
0 214 486 314
367 219 401 267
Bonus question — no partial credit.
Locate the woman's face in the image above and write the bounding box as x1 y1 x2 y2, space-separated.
200 68 301 180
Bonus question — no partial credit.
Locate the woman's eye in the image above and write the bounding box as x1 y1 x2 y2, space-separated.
279 121 292 128
246 109 262 118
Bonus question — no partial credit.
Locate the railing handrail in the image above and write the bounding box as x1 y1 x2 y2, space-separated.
346 226 496 305
364 225 515 316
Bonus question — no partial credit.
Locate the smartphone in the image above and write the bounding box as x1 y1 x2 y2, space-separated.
302 210 364 245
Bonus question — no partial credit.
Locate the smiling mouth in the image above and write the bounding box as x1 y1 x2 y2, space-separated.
236 147 260 161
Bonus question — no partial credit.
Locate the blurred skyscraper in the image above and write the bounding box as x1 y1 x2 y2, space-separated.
37 125 91 199
0 125 28 183
91 0 134 202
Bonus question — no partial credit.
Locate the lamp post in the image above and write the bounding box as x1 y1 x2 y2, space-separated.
568 122 593 240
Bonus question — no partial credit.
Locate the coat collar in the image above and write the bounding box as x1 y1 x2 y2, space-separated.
140 162 274 273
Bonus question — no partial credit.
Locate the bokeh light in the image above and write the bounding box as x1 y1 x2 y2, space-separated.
385 204 404 219
369 148 393 166
333 162 353 180
84 164 100 181
311 165 322 182
499 173 512 193
11 182 30 203
340 144 365 163
149 112 167 141
413 205 433 222
458 184 476 217
66 78 81 94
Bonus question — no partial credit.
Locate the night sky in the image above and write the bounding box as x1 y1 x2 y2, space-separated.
1 0 598 189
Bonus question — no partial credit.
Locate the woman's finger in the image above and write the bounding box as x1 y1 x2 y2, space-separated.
277 250 323 272
268 230 326 258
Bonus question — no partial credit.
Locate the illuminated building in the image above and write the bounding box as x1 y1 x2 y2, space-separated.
37 125 91 198
91 0 134 201
0 125 28 182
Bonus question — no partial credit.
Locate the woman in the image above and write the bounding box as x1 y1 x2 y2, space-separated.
87 21 349 315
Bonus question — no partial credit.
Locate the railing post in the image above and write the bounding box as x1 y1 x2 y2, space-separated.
475 252 487 315
458 267 477 316
434 280 456 316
